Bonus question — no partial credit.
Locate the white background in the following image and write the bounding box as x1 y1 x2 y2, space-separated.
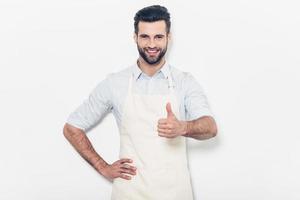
0 0 299 199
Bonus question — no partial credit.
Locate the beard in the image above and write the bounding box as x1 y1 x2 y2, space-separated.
137 43 168 65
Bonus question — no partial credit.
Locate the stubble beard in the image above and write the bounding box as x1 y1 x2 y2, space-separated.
137 43 168 65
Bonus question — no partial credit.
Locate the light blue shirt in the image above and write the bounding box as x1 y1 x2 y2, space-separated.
67 61 214 132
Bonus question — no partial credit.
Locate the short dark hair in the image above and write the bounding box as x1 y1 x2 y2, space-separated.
134 5 171 34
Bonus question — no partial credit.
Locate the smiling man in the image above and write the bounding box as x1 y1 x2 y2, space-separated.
63 5 217 200
136 21 168 65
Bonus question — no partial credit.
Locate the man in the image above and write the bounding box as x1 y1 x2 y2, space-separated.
63 5 217 200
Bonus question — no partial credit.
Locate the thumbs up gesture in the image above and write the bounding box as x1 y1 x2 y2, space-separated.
157 102 188 138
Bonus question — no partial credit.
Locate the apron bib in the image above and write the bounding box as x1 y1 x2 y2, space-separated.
111 72 194 200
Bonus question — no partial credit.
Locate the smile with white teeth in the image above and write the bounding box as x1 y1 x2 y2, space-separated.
146 49 159 55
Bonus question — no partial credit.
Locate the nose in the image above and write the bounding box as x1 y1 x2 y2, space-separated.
148 38 156 48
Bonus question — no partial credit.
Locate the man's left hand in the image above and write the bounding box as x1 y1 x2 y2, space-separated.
157 102 187 138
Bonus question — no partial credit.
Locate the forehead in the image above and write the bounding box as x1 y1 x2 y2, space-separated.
137 20 167 35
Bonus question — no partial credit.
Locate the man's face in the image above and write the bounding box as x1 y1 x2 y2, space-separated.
134 20 170 65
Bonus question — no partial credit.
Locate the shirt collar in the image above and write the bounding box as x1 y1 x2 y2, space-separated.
132 60 171 80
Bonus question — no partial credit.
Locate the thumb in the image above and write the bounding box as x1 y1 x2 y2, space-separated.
166 102 175 118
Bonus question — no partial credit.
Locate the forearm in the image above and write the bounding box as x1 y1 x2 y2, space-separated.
183 116 218 140
63 125 108 174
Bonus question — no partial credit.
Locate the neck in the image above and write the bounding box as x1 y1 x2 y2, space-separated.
137 57 166 77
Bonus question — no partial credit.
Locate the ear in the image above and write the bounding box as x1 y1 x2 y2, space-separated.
133 33 138 43
167 32 171 42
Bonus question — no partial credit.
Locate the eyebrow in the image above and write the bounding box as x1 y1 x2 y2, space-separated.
139 34 165 37
155 34 165 37
139 34 148 37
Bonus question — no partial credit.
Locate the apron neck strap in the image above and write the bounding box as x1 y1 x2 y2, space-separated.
128 71 175 94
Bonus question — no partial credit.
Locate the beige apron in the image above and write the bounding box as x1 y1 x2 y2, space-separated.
111 71 194 200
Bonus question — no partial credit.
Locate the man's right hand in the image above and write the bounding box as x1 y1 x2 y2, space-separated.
100 158 137 181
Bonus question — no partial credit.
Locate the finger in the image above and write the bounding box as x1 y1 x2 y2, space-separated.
158 118 168 124
158 133 176 138
166 102 175 118
157 123 171 129
121 164 137 171
157 128 171 134
119 168 136 175
117 158 133 164
119 173 132 180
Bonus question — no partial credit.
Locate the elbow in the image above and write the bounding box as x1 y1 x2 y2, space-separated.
63 123 76 139
63 124 71 138
63 123 85 138
209 117 218 138
210 125 218 138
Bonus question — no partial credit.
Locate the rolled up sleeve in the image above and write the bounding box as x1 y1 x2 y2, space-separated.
184 73 214 121
66 76 112 132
